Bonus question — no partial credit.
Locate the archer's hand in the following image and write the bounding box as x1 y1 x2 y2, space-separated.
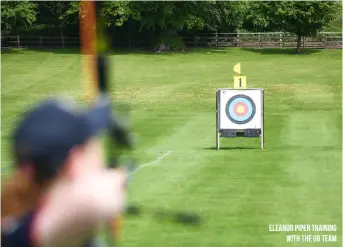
74 168 128 220
98 168 128 218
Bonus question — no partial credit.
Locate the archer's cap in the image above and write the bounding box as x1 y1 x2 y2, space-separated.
13 95 111 179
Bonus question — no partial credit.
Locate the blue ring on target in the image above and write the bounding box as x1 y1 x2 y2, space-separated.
225 94 256 124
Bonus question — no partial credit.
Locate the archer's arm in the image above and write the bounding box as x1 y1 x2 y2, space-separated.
32 169 127 247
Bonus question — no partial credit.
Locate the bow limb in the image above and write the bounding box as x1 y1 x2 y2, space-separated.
79 1 123 246
79 0 98 103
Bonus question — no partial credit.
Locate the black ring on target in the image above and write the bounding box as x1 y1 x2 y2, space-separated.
225 94 256 124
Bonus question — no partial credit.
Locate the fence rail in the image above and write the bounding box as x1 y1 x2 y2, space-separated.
182 32 342 49
1 32 342 49
1 35 80 48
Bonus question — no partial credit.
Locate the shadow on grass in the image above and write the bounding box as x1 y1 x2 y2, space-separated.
202 146 257 150
1 47 82 55
1 48 26 54
1 47 239 56
241 47 323 55
1 47 325 56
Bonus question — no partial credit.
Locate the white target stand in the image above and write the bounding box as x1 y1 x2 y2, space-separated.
215 63 264 150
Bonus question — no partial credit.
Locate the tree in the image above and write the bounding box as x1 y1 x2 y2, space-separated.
244 1 339 53
58 1 131 28
36 1 76 36
102 1 131 27
129 1 213 32
1 1 38 33
126 1 249 50
128 1 220 50
203 1 248 32
322 1 342 32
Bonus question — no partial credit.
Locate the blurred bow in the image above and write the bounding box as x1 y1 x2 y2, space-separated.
79 1 133 245
79 1 201 246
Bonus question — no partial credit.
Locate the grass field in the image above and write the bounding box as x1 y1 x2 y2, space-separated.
1 47 342 247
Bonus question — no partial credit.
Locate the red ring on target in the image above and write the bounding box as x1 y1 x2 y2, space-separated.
233 102 248 117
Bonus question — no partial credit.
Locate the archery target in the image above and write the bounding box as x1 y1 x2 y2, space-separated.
218 89 262 129
226 94 256 124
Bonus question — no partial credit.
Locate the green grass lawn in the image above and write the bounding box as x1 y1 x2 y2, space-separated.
1 47 342 247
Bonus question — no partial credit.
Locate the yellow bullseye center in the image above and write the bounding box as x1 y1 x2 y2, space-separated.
236 105 245 114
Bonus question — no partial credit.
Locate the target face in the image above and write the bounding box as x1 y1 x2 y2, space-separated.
218 89 262 130
225 95 256 124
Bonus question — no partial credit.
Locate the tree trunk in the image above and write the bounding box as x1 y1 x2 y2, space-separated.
60 24 64 37
296 35 302 54
60 24 65 48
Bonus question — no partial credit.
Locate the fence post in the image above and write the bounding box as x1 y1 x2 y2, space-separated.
279 32 282 47
215 32 218 47
302 36 305 48
61 35 65 48
259 33 262 47
237 34 240 47
17 35 20 48
39 37 43 47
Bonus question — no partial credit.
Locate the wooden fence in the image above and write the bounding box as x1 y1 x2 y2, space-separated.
183 32 342 49
1 32 342 49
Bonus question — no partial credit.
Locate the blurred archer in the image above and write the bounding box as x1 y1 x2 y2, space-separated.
1 97 127 247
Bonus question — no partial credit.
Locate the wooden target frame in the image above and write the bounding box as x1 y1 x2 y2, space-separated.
216 88 264 150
